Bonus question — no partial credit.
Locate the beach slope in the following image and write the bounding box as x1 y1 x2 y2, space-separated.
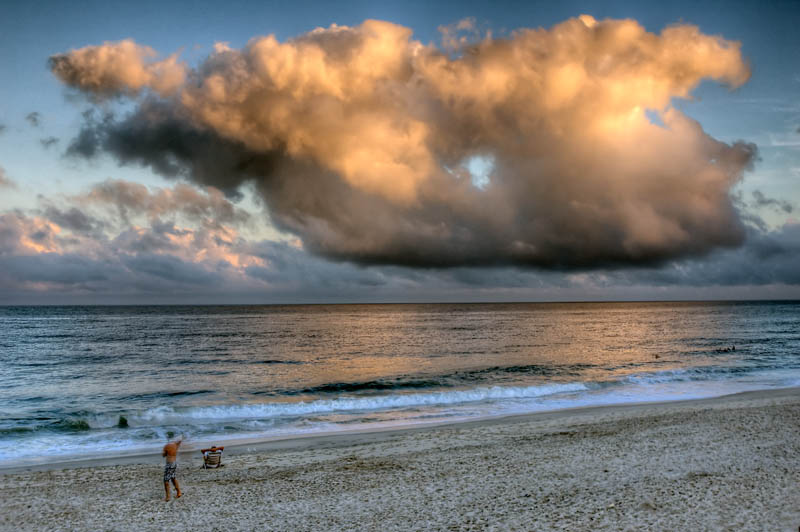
2 388 799 531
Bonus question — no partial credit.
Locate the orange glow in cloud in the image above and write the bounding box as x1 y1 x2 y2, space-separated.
19 219 62 254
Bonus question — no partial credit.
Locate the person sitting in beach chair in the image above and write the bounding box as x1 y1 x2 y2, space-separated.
200 446 224 469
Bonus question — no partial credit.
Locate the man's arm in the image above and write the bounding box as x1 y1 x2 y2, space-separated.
200 446 223 453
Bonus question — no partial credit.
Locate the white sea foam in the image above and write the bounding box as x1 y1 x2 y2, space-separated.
623 366 800 385
132 382 589 425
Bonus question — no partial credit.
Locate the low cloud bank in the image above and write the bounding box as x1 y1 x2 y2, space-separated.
0 178 798 302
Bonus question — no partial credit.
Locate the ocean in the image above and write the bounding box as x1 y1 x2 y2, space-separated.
1 301 798 467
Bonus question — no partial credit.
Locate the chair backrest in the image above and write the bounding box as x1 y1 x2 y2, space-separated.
204 451 222 468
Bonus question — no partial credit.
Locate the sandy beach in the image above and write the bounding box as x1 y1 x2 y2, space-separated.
2 388 798 531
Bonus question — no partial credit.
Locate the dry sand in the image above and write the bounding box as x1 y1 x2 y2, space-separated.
2 388 799 531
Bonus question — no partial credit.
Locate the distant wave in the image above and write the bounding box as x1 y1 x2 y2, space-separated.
290 363 599 396
168 357 305 366
112 389 217 402
622 364 800 385
49 418 92 432
459 363 596 379
0 417 96 435
295 378 448 395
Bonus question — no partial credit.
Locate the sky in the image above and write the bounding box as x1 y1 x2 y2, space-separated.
0 0 799 304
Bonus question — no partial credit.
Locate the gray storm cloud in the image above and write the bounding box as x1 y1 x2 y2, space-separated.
52 16 756 269
40 136 59 149
0 166 16 189
77 179 250 227
25 112 41 127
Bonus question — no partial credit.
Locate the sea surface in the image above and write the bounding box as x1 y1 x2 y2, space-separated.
1 301 799 467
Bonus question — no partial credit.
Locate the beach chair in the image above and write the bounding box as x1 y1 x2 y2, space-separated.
201 446 224 469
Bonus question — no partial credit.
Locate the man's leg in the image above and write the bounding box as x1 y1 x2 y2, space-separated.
164 481 171 501
172 477 182 498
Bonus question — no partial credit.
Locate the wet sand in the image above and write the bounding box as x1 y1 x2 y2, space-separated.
2 388 799 531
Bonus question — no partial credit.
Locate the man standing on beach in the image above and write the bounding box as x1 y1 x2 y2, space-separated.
162 437 183 501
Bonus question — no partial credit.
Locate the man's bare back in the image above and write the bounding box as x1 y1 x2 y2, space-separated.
162 439 181 463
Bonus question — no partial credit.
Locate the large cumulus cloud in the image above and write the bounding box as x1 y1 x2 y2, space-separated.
52 16 756 269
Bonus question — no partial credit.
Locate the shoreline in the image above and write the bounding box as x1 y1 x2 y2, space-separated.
3 385 798 530
4 385 798 475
